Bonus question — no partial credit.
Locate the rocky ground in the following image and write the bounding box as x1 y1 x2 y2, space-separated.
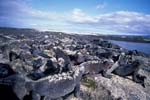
0 28 150 100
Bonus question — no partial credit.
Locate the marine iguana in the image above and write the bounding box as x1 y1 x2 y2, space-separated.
79 59 114 78
0 65 85 100
0 59 118 100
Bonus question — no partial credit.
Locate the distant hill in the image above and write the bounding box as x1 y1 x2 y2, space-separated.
96 34 150 43
0 27 38 34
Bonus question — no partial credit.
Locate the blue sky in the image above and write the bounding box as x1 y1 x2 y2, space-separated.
0 0 150 35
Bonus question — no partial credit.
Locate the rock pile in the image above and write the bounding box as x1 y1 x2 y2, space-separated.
0 28 150 100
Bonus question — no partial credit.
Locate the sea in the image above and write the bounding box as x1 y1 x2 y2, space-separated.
109 40 150 54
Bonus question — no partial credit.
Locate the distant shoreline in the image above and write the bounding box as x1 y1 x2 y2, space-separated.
97 35 150 43
107 39 150 43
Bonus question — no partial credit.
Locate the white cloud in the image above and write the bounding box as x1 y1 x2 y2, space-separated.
96 3 106 9
0 0 64 20
69 8 98 23
69 10 150 35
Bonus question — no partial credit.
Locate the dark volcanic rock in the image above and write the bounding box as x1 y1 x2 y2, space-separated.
9 51 20 62
0 63 15 78
0 28 150 100
44 59 59 75
53 47 72 71
32 58 43 69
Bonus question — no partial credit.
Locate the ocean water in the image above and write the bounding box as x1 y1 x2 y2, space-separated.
109 40 150 54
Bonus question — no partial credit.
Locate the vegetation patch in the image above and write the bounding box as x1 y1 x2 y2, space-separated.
81 76 97 89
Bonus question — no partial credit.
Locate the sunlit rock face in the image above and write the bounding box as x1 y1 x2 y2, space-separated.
0 27 150 100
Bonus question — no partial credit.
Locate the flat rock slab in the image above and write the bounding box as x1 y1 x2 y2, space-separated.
94 74 150 100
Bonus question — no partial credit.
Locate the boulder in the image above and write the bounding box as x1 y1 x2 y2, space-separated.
113 60 140 77
76 52 86 64
29 46 39 57
19 50 33 62
32 58 43 69
91 75 150 100
134 56 150 94
0 44 10 59
9 51 20 62
0 53 9 63
53 47 72 71
43 58 59 75
0 63 15 78
19 43 30 50
10 59 33 75
98 51 113 59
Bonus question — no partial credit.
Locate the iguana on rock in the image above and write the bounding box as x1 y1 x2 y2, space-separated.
0 66 85 100
28 66 84 100
79 59 114 78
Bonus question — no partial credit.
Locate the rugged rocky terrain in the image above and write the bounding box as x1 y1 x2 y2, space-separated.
0 27 150 100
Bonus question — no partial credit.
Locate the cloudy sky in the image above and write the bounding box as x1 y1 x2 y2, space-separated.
0 0 150 35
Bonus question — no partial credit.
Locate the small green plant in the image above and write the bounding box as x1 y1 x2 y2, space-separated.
81 76 96 89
